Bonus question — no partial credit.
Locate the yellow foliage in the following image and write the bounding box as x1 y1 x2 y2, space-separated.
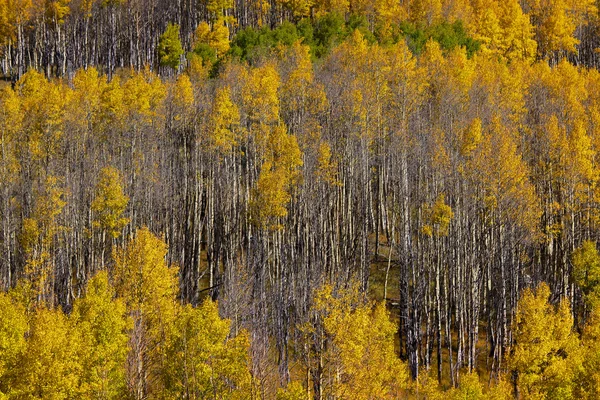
0 0 32 45
19 217 39 257
485 377 514 400
525 0 596 56
16 70 68 162
250 123 303 229
467 118 540 235
19 175 66 274
99 75 126 132
123 68 166 125
242 63 281 134
278 0 314 18
92 166 129 238
453 371 484 399
113 228 179 397
211 20 231 55
328 30 390 138
470 0 537 62
497 0 538 62
0 86 22 152
72 271 129 399
422 194 454 237
0 292 27 396
578 309 600 399
266 124 303 180
165 300 252 398
276 381 307 400
386 39 427 127
414 370 446 399
573 241 600 310
251 161 293 228
543 59 587 121
280 41 327 119
307 284 409 399
170 73 195 125
316 141 341 186
44 0 71 25
210 85 241 152
13 307 82 399
194 19 231 58
313 0 349 16
373 0 405 25
206 0 234 20
462 117 482 156
509 283 582 399
410 0 442 25
69 66 106 132
113 227 178 317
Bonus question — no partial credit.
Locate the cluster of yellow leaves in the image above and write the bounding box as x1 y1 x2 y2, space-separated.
466 117 540 235
205 0 235 20
71 271 129 399
421 194 454 237
14 307 82 399
469 0 537 62
573 241 600 310
238 62 305 229
415 370 513 400
113 228 178 325
0 0 31 46
410 0 442 25
69 67 105 134
122 68 166 125
509 283 582 399
194 20 231 58
165 301 252 398
531 60 600 235
277 0 314 19
300 284 409 399
0 293 27 397
169 74 195 129
279 42 327 124
209 86 241 152
17 69 67 163
0 229 252 399
316 141 341 186
251 125 303 229
91 166 129 238
524 0 596 56
15 175 66 306
329 30 391 138
242 63 281 138
577 309 600 399
461 117 482 156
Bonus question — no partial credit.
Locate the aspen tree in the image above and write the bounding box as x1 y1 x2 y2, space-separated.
113 228 178 399
0 292 27 397
92 167 129 239
509 283 582 399
209 86 241 153
91 166 129 270
164 300 252 398
71 271 129 399
573 241 600 310
13 307 82 399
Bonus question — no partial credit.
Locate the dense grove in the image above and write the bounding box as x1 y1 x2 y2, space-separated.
3 0 600 398
0 0 599 77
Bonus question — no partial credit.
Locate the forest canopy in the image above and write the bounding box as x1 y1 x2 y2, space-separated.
2 0 600 399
